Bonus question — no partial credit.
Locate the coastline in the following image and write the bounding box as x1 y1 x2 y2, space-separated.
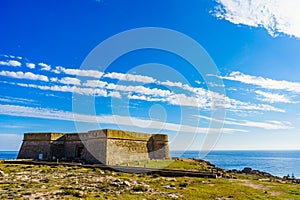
1 158 300 199
1 150 300 178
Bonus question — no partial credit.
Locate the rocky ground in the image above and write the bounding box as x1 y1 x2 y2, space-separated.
1 159 300 199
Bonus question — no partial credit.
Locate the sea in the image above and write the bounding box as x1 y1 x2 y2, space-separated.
1 150 299 178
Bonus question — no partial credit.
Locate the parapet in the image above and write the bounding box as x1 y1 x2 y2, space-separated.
23 132 65 141
105 129 153 141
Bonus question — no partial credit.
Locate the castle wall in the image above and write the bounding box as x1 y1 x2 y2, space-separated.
18 129 171 164
18 133 64 160
149 134 171 160
105 130 171 165
64 134 83 159
106 139 149 165
18 141 51 160
83 138 106 164
82 130 107 164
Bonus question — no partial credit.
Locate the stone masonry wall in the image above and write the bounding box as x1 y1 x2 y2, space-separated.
18 132 65 160
18 129 171 164
18 141 51 160
81 130 107 164
149 134 171 160
106 139 149 165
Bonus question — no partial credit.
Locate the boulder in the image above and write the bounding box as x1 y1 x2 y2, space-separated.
242 167 252 174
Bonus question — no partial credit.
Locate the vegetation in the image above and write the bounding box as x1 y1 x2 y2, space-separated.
118 158 214 171
1 159 300 199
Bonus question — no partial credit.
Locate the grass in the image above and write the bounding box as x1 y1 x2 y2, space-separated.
1 160 300 199
118 158 214 171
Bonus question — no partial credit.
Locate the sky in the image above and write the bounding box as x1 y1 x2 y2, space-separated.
1 0 300 151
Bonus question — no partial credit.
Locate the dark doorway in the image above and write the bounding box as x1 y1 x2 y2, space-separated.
76 146 84 158
50 143 64 161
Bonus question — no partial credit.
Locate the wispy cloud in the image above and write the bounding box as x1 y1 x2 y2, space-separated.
213 0 300 38
38 62 51 71
0 70 49 82
221 71 300 93
196 114 293 130
53 66 103 78
0 55 285 114
255 90 294 104
57 77 81 85
0 60 22 67
0 96 35 105
8 78 284 113
0 104 246 134
16 83 109 97
103 72 156 83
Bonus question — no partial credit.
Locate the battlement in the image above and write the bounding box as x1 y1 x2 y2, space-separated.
23 132 65 141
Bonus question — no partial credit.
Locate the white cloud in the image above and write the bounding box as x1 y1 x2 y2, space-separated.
59 77 81 85
50 76 81 85
0 60 22 67
54 66 103 78
103 72 156 83
108 91 121 98
221 71 300 93
213 0 300 38
16 83 110 97
0 96 35 104
0 70 49 82
0 57 285 114
106 83 173 98
50 77 58 82
128 94 166 102
26 63 35 69
38 62 51 71
196 114 293 130
225 97 285 113
83 80 108 88
7 74 283 113
159 80 184 88
0 104 245 134
255 90 293 103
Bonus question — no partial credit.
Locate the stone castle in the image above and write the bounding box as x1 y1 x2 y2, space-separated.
18 129 171 165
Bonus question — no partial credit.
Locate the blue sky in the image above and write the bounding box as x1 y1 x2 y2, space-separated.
1 0 300 151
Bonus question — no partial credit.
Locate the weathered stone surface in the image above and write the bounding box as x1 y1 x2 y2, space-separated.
18 129 171 165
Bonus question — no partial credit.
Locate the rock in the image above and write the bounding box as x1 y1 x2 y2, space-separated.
131 180 138 185
242 167 252 174
163 185 176 190
0 170 5 176
168 193 180 199
41 185 47 189
165 177 177 181
113 178 121 182
109 182 120 187
123 181 131 187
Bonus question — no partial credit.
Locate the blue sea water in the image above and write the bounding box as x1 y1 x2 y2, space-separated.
0 151 18 160
171 150 300 178
1 150 299 178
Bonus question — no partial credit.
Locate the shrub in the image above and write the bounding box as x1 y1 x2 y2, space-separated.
152 173 160 178
179 182 188 187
